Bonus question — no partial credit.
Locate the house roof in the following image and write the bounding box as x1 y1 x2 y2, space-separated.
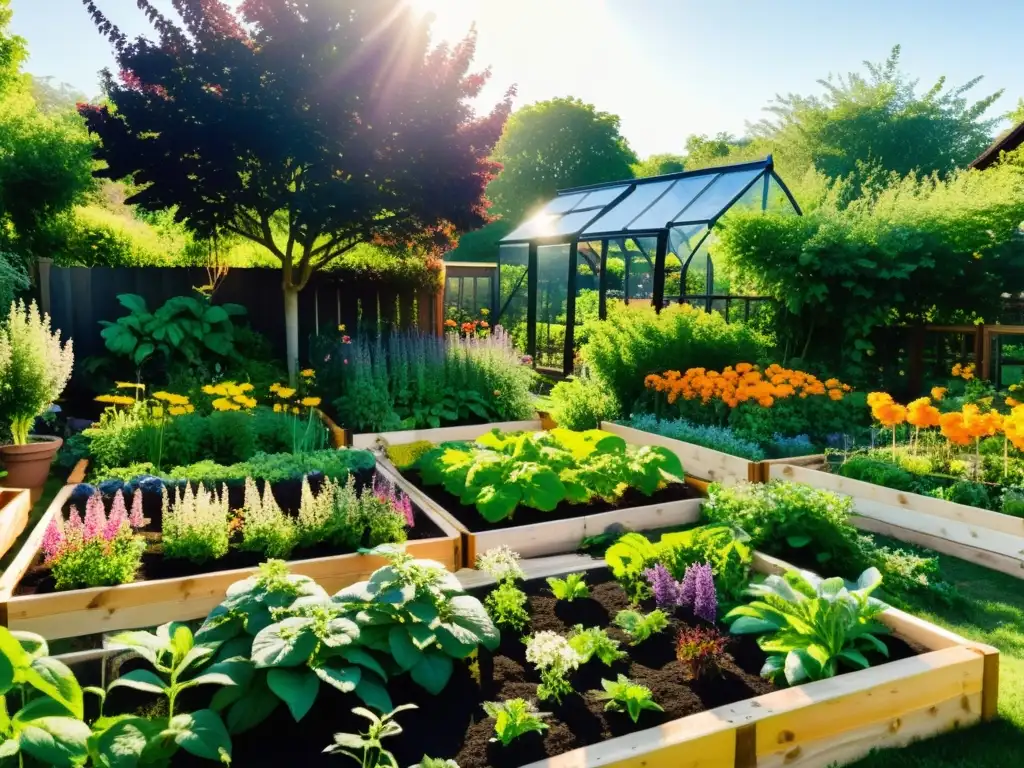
971 120 1024 170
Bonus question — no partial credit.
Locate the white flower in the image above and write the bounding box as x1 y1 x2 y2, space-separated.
476 545 525 582
525 631 582 673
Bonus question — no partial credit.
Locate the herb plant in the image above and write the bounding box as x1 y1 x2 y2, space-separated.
482 698 550 746
415 428 684 522
676 626 729 680
524 631 582 703
485 581 530 632
162 482 231 563
594 674 664 723
325 704 417 768
239 477 297 559
725 567 890 685
613 609 670 645
567 625 626 666
547 572 590 601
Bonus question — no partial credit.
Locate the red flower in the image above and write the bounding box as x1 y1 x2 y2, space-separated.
342 335 351 344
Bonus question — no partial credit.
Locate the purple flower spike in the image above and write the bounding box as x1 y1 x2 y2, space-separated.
680 564 697 607
42 515 64 563
399 493 414 528
693 563 718 623
644 563 683 608
83 493 106 542
129 489 144 528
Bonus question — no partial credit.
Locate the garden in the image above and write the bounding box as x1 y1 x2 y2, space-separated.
0 1 1021 767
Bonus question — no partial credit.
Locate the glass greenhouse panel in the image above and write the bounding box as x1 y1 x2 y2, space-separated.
497 243 528 329
581 180 673 235
572 184 631 210
766 175 800 214
542 192 588 215
629 174 718 231
672 168 761 223
626 237 657 302
535 244 571 370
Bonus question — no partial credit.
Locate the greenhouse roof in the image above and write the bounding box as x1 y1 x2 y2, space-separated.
500 156 799 245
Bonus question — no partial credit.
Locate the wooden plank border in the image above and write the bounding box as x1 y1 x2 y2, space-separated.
0 489 31 561
768 463 1024 579
352 420 544 450
0 464 462 640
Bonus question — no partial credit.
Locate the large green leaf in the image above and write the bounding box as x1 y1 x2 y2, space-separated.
337 647 388 681
355 676 393 713
18 717 91 767
204 332 233 356
388 627 421 671
203 306 229 324
168 710 232 763
100 325 138 356
251 618 317 668
116 294 149 315
314 665 361 694
0 652 13 696
12 632 48 661
476 484 520 522
410 653 453 695
225 676 280 735
448 596 500 651
512 464 565 512
91 717 162 768
107 669 166 697
267 668 319 722
133 342 155 364
24 657 83 719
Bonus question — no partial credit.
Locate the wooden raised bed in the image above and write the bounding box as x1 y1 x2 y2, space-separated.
769 462 1024 580
477 552 998 768
0 488 31 561
0 462 462 640
360 421 706 565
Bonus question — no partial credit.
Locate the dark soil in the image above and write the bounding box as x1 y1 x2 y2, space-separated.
400 470 697 532
15 471 444 596
164 568 922 768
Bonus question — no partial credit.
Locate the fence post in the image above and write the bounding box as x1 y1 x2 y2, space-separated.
38 258 53 315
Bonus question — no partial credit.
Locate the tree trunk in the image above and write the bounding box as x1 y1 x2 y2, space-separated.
284 284 300 383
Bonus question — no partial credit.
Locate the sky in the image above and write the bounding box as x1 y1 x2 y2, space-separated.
9 0 1024 158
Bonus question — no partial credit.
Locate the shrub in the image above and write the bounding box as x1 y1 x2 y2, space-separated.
0 300 73 443
838 455 922 493
1002 487 1024 518
161 482 230 563
929 480 996 510
623 414 765 461
768 433 816 458
548 373 620 429
582 303 768 413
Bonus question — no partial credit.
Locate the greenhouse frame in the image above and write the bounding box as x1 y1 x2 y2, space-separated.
495 156 801 374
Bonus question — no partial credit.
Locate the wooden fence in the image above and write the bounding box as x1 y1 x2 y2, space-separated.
38 260 443 368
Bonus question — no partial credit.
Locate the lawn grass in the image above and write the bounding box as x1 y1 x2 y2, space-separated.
846 549 1024 767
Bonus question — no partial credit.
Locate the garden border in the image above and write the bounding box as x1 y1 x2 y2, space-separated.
358 421 706 565
0 461 462 640
0 488 32 560
768 462 1024 580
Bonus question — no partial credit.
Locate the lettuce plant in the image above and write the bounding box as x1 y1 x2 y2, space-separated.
594 674 664 723
483 698 550 746
567 626 626 666
547 572 590 601
613 609 669 645
415 428 684 522
725 567 890 686
676 626 729 680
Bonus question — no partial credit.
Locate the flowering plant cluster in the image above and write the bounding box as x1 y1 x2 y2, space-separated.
952 362 976 381
42 489 146 589
162 482 231 563
645 363 849 409
525 630 583 703
681 562 718 623
204 381 257 412
479 546 531 632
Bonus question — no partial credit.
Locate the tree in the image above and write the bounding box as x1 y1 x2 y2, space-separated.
633 153 685 178
486 97 637 220
31 76 88 115
750 45 1002 181
79 0 512 377
683 133 758 170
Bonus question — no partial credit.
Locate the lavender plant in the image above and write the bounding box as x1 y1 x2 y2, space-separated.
681 563 718 622
162 482 231 563
43 490 145 589
644 563 684 609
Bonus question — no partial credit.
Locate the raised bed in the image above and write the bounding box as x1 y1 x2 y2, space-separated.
0 487 31 560
55 551 995 768
0 461 461 639
769 461 1024 580
361 421 705 565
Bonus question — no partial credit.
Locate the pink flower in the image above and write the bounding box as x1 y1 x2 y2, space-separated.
129 489 144 528
42 516 64 563
105 490 128 540
83 493 106 542
343 359 348 365
342 335 351 344
66 506 84 537
400 494 414 528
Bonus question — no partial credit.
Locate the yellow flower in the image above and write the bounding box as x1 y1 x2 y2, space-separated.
270 383 282 393
115 381 145 391
152 406 164 418
931 387 947 401
232 395 258 409
273 403 282 413
338 324 346 332
153 391 189 405
300 369 316 379
276 387 296 399
212 397 241 412
301 397 321 407
291 406 300 415
153 391 174 402
95 394 134 406
186 404 195 414
239 383 254 392
202 385 218 395
168 405 188 416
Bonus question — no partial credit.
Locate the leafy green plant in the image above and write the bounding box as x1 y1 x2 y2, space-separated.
485 581 530 632
415 428 684 523
239 477 297 559
593 674 664 723
929 480 995 510
567 626 626 666
838 455 922 493
548 373 621 430
1002 487 1024 518
482 698 550 746
102 621 237 764
524 631 582 704
0 627 91 767
725 567 890 686
161 482 230 563
613 609 669 645
100 293 246 366
324 704 417 768
547 572 590 602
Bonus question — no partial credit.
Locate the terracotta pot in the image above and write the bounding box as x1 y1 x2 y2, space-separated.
0 435 63 503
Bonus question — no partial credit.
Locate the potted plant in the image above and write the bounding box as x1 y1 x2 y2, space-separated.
0 301 74 499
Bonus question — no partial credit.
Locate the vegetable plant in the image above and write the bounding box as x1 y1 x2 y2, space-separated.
485 581 530 632
613 609 669 645
325 704 417 768
676 626 729 680
415 428 684 522
725 567 890 686
524 631 582 704
547 572 590 602
567 626 626 666
482 698 550 746
594 674 664 723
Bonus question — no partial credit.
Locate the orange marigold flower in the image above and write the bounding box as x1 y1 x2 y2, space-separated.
828 389 843 401
874 402 907 427
930 387 947 401
906 397 941 429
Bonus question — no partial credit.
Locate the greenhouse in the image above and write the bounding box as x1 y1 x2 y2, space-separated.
496 156 801 373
